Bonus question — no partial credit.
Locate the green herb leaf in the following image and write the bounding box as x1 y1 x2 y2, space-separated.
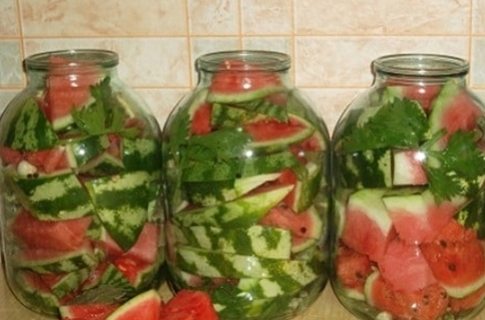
339 98 429 152
423 130 485 202
185 128 252 162
72 77 138 137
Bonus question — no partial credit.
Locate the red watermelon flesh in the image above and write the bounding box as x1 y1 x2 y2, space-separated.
45 56 100 123
392 149 427 186
16 239 94 262
382 190 464 244
159 289 219 320
439 91 482 144
60 303 119 320
105 289 161 320
209 59 281 94
335 244 374 294
340 189 395 262
259 204 322 243
379 238 437 293
366 272 448 320
420 219 485 296
244 116 308 143
190 103 212 135
97 223 159 263
11 209 92 251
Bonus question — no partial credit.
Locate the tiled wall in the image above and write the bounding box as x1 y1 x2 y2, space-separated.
1 0 484 133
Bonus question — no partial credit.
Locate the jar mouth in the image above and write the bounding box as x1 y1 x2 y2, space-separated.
373 53 469 78
24 49 119 72
196 50 291 73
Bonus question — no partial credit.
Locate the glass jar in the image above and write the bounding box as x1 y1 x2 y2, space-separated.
0 49 165 316
162 50 330 320
331 53 485 319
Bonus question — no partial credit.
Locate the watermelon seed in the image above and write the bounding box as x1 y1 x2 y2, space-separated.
448 263 457 272
439 240 447 248
300 227 307 234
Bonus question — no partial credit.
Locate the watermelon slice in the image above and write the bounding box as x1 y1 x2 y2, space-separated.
159 289 218 320
259 204 323 252
207 59 284 104
378 238 437 293
364 271 448 320
428 80 483 148
335 244 373 298
45 56 100 130
340 189 394 262
420 219 485 298
392 149 427 186
244 115 315 151
12 209 92 251
382 188 466 244
60 303 120 320
104 289 161 320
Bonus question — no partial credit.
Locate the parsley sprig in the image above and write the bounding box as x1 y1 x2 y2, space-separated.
422 130 485 202
338 98 428 153
72 77 139 138
338 94 485 203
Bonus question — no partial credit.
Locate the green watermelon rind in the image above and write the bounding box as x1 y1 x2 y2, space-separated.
6 168 94 220
64 134 110 168
173 184 293 228
14 271 60 316
441 272 485 299
247 115 316 151
104 289 161 320
175 245 322 282
428 80 462 136
4 97 58 151
48 268 90 298
85 170 152 251
207 85 285 104
184 172 281 207
14 245 99 274
173 224 292 260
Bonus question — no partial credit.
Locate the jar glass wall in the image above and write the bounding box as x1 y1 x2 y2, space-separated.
331 54 485 320
162 50 331 320
0 49 165 316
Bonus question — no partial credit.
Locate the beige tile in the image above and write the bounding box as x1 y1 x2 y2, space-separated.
0 40 24 86
302 88 363 134
242 37 293 55
137 88 188 128
471 37 485 87
0 89 21 113
190 37 240 84
187 0 239 35
241 0 292 35
294 36 469 87
473 0 485 34
295 0 470 35
0 0 20 36
19 0 187 37
24 37 190 87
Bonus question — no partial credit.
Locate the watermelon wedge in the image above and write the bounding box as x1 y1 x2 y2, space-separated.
340 189 394 262
105 289 161 320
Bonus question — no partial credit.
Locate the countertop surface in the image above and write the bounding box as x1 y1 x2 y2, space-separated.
2 269 485 320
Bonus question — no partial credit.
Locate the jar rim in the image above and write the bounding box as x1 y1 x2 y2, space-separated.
24 49 119 72
196 50 291 72
373 53 469 78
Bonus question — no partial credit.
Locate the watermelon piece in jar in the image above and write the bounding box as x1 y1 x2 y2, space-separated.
365 271 448 320
340 189 395 262
420 219 485 299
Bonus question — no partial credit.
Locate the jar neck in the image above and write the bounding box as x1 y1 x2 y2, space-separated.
24 49 119 86
195 50 292 88
373 53 469 86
